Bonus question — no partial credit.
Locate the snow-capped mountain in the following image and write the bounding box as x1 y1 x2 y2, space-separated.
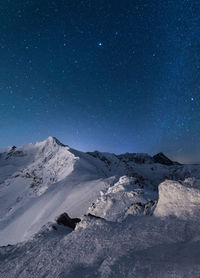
0 136 113 245
1 137 200 277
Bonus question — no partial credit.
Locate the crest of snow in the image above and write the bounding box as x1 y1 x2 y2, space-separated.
88 175 157 221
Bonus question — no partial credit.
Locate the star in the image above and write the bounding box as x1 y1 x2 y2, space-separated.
98 42 103 46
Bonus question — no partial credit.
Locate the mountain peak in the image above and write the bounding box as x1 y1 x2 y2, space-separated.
153 152 175 166
45 136 66 147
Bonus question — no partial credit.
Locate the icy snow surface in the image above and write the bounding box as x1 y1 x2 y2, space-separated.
1 137 200 277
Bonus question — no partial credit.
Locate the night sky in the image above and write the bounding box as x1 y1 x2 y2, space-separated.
0 0 200 163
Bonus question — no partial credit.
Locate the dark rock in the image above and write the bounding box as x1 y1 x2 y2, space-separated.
153 152 179 166
5 146 17 159
25 172 31 178
56 213 81 230
117 153 153 164
50 137 66 147
144 200 157 215
30 183 35 188
87 151 112 166
135 202 144 207
12 150 26 157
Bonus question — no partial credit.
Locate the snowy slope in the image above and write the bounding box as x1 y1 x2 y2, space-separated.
0 137 112 245
1 213 200 277
1 137 200 277
0 137 199 246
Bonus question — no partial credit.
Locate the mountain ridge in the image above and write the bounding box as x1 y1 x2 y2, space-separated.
1 137 200 277
1 136 179 166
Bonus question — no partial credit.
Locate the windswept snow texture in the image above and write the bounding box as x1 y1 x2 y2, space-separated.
0 137 112 245
1 137 200 277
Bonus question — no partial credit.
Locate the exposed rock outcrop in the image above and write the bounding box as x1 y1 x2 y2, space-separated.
56 213 81 229
153 152 178 166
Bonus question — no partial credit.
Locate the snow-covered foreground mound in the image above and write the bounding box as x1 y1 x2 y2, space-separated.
1 214 200 278
1 137 200 277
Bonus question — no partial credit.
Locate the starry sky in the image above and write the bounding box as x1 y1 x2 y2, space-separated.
0 0 200 163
